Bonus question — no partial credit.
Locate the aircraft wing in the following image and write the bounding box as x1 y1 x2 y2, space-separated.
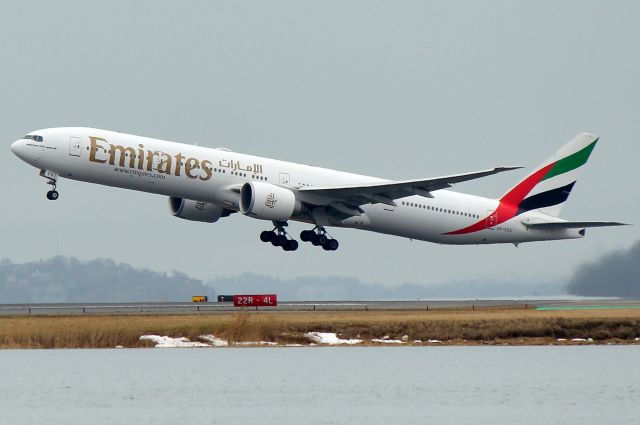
296 166 521 209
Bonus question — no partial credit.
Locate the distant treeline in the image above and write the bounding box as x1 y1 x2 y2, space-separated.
1 240 638 303
567 240 640 298
0 257 212 303
0 256 560 303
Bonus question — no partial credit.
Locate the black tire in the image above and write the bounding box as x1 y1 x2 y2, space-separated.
317 234 328 246
300 230 312 242
46 190 59 201
328 239 339 251
272 234 286 247
322 239 335 251
311 234 320 246
260 231 273 242
286 239 299 251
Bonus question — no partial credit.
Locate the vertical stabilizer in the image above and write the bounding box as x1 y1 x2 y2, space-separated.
499 133 598 217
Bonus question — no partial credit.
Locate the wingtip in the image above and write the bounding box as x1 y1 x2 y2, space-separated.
495 166 525 172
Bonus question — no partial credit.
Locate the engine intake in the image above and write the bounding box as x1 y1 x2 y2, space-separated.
169 197 226 223
240 182 301 221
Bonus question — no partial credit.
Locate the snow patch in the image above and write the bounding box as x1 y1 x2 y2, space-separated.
371 336 405 344
198 335 229 347
571 338 588 342
140 335 210 348
305 332 362 345
427 339 442 343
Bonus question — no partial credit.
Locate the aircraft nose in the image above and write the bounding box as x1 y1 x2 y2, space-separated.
11 139 28 161
11 139 22 154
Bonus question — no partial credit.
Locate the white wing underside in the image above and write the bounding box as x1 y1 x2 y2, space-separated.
296 166 521 214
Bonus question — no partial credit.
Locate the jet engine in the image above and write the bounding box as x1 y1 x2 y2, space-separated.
239 181 301 221
169 197 227 223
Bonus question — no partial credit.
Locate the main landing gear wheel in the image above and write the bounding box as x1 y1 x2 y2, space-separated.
300 227 339 251
259 222 299 252
323 238 339 251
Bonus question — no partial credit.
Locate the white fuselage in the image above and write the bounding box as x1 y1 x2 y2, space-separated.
11 127 583 245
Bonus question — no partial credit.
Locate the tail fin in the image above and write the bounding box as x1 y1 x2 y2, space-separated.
500 133 598 218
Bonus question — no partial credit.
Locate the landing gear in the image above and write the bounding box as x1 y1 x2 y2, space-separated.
258 223 339 252
40 170 59 201
259 222 299 251
300 227 339 251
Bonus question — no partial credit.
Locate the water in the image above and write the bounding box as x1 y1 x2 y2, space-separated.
0 346 638 425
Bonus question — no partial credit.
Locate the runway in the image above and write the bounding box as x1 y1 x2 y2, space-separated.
1 299 639 315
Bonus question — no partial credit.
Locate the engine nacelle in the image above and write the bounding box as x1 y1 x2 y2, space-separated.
240 182 301 221
169 197 226 223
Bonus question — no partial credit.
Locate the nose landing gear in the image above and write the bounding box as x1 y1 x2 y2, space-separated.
40 170 59 201
300 227 339 251
259 221 299 251
46 189 59 200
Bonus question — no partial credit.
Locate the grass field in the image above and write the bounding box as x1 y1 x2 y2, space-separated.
1 307 640 348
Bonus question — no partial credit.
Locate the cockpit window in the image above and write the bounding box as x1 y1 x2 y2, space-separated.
23 135 43 142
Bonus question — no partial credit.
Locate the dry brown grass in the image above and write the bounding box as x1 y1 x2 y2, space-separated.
1 307 639 348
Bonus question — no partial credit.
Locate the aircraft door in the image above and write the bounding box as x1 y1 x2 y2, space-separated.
486 210 497 228
279 172 290 186
69 136 82 157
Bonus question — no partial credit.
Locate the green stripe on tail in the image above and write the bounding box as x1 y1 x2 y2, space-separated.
542 140 598 181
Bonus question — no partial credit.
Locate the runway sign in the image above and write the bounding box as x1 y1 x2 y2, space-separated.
233 294 277 307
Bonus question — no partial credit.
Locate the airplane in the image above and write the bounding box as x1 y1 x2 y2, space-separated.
10 128 626 251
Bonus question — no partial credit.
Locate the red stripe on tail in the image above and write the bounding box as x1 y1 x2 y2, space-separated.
445 163 554 235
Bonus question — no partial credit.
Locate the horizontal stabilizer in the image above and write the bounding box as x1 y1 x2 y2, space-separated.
524 221 629 229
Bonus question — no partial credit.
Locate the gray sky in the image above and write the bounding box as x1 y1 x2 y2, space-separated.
1 1 638 287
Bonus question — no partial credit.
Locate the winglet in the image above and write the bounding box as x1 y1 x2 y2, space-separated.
495 166 525 172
